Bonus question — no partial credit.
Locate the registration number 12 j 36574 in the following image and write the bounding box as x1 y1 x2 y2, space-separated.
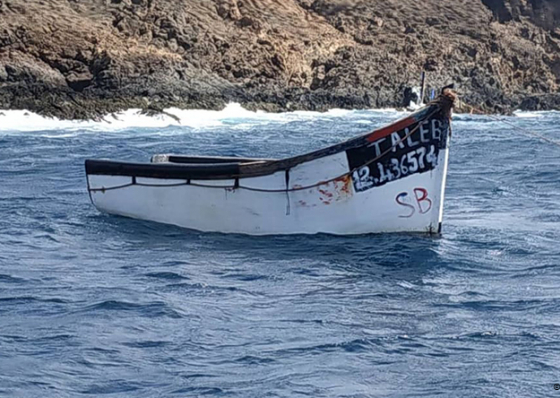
352 145 438 191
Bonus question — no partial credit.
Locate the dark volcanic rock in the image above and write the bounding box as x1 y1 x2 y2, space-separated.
0 0 559 118
483 0 560 30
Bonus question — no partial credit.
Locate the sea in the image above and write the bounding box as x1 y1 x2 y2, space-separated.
0 105 559 397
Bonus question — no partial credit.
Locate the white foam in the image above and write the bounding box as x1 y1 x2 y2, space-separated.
0 109 187 132
513 110 560 118
0 103 402 133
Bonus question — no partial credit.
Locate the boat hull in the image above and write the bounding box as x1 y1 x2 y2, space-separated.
87 159 448 235
86 99 453 235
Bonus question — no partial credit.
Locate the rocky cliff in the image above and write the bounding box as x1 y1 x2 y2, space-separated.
0 0 559 118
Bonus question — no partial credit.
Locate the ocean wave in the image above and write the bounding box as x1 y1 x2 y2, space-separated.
78 300 184 319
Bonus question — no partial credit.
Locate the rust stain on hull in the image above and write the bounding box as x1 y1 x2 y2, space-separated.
297 176 353 207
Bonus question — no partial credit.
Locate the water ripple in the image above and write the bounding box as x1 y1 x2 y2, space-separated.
0 110 559 397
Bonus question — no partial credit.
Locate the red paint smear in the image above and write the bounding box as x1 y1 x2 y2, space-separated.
366 116 417 143
334 176 352 197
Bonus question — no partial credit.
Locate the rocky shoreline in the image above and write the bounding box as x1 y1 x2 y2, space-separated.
1 0 560 119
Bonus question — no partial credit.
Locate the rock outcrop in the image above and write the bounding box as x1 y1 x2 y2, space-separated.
0 0 559 118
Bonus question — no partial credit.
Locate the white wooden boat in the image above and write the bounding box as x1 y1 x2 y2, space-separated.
85 90 456 235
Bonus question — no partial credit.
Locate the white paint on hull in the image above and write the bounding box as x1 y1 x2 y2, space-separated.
87 146 449 235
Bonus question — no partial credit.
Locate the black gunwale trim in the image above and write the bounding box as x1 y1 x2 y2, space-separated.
86 160 245 180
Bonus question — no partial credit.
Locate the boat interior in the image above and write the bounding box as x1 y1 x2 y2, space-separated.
151 154 275 165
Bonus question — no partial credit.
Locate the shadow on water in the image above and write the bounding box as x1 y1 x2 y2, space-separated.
90 213 443 281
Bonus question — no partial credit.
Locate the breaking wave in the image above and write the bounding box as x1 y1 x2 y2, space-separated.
0 103 402 133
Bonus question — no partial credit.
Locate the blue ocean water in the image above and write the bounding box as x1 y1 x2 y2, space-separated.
0 108 559 397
